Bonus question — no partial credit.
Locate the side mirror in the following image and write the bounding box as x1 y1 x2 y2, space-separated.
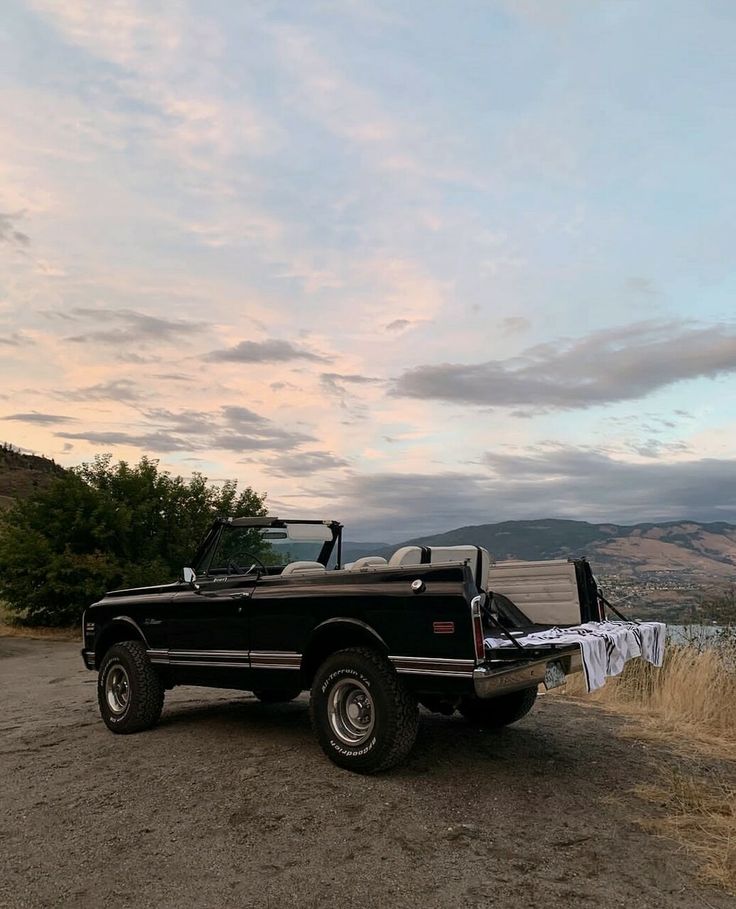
182 567 200 591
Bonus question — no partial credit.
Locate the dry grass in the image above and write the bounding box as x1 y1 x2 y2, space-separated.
0 603 77 641
563 638 736 748
635 769 736 891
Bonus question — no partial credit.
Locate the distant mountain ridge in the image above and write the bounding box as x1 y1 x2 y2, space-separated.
345 519 736 581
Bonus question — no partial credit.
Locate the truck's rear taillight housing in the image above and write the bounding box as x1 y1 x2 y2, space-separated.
471 595 486 662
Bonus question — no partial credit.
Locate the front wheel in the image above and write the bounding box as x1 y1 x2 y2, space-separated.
458 686 538 728
310 648 419 773
97 641 165 734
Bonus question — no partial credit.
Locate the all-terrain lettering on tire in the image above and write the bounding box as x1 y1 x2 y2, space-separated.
309 648 419 773
97 641 165 735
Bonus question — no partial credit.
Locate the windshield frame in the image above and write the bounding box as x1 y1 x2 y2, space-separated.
191 517 343 577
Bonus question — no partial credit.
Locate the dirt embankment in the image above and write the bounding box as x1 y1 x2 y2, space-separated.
1 638 733 909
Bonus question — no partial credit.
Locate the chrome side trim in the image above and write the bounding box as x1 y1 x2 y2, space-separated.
146 648 249 666
170 649 249 659
169 660 249 669
389 655 475 677
147 648 168 665
146 649 302 671
250 651 302 670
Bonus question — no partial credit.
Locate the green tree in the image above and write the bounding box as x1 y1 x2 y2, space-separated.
0 455 267 626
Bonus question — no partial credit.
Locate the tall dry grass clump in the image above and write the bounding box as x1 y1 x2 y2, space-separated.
565 629 736 745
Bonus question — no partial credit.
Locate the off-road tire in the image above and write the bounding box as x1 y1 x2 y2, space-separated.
252 688 302 704
98 641 165 734
310 647 419 773
458 686 537 728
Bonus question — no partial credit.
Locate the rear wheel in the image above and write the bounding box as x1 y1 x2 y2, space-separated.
252 688 302 704
310 647 419 773
97 641 164 734
459 686 538 728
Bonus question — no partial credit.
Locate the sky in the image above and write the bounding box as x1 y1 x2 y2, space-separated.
2 0 736 540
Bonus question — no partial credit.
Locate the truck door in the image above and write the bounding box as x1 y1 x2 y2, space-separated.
162 575 255 685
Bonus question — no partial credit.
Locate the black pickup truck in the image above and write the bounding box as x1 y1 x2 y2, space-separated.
82 515 605 772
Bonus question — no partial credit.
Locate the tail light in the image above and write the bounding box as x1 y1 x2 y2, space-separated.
471 595 486 662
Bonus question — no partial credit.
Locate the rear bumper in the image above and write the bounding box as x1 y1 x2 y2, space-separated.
473 650 582 699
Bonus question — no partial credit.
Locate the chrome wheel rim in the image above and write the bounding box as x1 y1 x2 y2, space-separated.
328 678 375 746
105 665 130 715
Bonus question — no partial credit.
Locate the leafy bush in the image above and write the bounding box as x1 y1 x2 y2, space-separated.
0 455 266 626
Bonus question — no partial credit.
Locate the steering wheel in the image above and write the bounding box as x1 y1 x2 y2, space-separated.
227 552 267 576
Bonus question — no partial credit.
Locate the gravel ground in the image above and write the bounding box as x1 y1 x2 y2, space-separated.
1 637 732 909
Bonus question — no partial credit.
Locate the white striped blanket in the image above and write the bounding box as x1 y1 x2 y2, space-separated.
484 621 666 693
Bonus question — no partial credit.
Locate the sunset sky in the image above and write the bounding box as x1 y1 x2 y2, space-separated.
2 1 736 539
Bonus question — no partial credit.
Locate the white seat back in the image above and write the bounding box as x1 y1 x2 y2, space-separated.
427 546 492 592
281 560 326 576
348 556 388 571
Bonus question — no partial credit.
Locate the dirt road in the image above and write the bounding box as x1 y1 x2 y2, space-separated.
0 637 731 909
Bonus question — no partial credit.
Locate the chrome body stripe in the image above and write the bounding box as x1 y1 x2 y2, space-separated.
170 649 249 659
389 655 475 677
168 660 250 669
147 649 301 670
148 648 473 677
250 651 302 670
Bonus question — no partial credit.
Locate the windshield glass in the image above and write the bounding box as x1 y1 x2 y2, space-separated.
202 523 334 574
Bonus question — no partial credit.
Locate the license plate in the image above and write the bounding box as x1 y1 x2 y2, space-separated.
544 661 566 690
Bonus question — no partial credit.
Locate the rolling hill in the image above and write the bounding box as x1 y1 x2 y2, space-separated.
0 445 66 509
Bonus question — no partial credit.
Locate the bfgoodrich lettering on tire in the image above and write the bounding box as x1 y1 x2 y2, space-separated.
97 641 165 734
309 647 419 773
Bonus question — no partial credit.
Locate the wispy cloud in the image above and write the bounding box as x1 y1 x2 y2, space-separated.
0 211 30 247
205 339 330 364
0 331 33 347
56 405 313 453
2 411 75 425
60 379 143 403
65 309 203 346
320 372 381 393
499 316 530 336
262 450 350 477
393 321 736 410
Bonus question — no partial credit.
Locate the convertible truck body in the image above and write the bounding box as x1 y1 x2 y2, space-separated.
82 516 663 772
